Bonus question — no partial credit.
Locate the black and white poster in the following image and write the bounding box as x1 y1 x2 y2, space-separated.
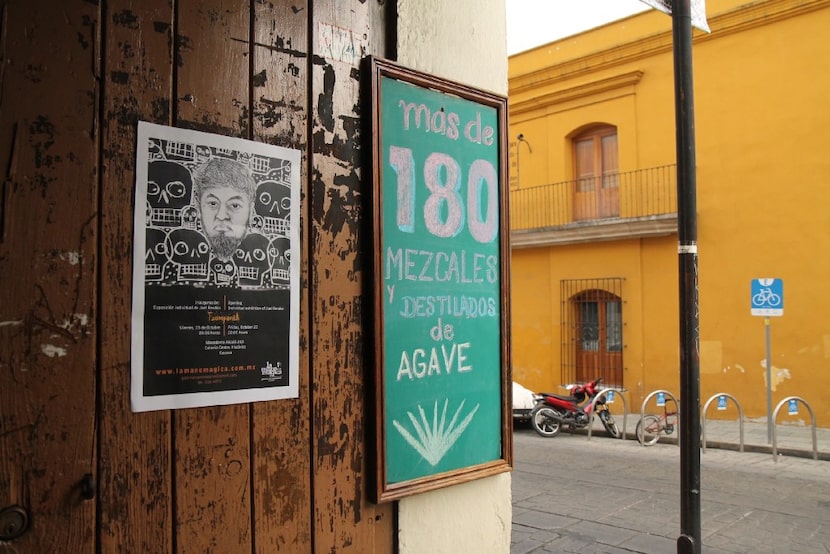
131 122 300 412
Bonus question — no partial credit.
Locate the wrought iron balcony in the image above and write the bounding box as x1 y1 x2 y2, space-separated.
510 164 678 247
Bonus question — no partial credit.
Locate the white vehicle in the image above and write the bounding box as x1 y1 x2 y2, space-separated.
512 381 537 422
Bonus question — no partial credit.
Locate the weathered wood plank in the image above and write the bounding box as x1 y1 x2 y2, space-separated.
0 1 98 551
174 1 252 551
98 2 174 552
310 2 395 552
251 2 313 551
2 1 399 551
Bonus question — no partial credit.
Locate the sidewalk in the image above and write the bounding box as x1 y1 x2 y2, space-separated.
583 412 830 461
510 424 830 554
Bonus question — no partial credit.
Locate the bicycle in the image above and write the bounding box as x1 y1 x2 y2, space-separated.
636 397 678 446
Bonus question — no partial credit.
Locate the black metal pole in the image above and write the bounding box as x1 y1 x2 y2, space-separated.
672 1 701 553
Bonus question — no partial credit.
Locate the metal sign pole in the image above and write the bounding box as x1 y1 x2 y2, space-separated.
672 1 702 552
751 278 783 442
766 317 772 443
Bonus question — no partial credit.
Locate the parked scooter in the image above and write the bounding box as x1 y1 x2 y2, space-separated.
530 378 621 438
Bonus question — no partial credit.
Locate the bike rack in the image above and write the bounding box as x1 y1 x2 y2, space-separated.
701 393 744 453
639 390 679 447
771 396 818 462
586 388 628 441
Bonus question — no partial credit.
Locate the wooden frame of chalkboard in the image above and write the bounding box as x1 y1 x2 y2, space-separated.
365 56 512 502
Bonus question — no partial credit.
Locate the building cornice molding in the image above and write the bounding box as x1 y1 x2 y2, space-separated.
510 70 643 118
510 215 678 249
509 0 830 96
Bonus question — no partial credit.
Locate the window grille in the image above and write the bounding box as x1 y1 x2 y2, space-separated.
166 141 194 160
560 277 624 386
250 155 270 174
270 159 293 183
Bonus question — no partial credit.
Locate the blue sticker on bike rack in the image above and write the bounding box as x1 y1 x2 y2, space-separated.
751 278 783 317
656 392 666 406
606 390 615 403
717 395 727 411
788 398 798 415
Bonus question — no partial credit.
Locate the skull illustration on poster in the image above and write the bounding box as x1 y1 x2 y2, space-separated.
164 228 211 283
235 233 271 288
147 160 194 228
254 180 291 237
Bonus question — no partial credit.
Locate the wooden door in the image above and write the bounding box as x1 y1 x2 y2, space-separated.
573 130 619 221
1 1 394 552
310 5 395 552
575 294 623 386
0 2 99 550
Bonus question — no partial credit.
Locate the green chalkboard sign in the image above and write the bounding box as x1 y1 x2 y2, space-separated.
366 57 512 502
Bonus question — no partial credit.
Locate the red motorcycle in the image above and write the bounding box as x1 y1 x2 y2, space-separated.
530 378 621 438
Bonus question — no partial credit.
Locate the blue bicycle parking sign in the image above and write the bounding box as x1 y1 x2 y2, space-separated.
751 278 783 316
788 398 798 415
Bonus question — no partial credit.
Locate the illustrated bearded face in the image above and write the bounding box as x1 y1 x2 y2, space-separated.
193 157 257 262
199 186 253 260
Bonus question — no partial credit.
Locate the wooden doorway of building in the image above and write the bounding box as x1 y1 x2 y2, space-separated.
0 2 395 552
574 290 623 386
573 125 619 221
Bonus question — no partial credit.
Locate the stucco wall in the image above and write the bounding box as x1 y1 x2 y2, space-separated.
507 0 830 424
397 0 508 95
395 1 511 552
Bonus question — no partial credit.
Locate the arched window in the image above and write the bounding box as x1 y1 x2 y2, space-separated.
572 124 619 220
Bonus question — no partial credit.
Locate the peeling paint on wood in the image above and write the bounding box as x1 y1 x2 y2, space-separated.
311 2 394 553
2 1 395 552
0 2 99 551
172 1 253 551
251 1 312 551
98 0 174 551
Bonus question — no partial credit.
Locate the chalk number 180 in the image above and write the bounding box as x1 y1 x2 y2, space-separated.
389 146 498 244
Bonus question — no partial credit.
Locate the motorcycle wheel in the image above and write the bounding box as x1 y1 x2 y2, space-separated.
598 408 621 438
530 406 562 438
636 414 662 446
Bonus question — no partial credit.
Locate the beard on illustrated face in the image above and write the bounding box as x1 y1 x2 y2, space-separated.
199 185 253 261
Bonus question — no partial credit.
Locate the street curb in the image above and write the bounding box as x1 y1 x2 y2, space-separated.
577 427 830 461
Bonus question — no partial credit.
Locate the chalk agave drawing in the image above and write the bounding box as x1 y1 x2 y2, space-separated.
392 399 479 466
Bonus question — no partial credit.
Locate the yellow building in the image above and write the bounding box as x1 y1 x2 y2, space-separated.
508 0 830 426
